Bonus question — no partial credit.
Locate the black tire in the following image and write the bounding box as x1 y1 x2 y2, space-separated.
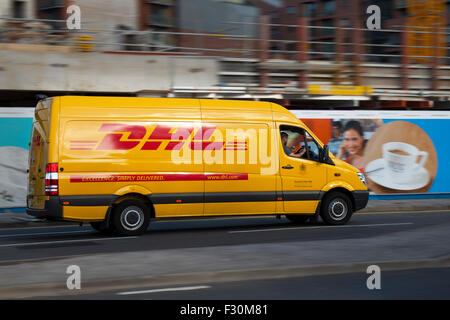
320 192 353 225
285 215 311 224
111 200 150 236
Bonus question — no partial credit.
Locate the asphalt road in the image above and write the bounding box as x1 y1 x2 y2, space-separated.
0 211 449 299
0 212 447 263
38 267 450 300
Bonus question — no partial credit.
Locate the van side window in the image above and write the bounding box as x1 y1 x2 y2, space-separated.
280 125 321 162
280 125 307 159
304 131 320 162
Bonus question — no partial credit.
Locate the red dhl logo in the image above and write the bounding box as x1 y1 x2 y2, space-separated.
69 124 248 151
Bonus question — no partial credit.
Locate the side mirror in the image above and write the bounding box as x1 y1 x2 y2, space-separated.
320 145 333 165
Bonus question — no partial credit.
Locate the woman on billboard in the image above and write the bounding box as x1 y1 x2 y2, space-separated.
337 120 366 172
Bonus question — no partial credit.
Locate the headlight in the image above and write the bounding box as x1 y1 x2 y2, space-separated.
357 172 367 186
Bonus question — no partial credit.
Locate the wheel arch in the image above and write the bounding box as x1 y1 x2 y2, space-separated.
320 187 355 212
111 193 155 219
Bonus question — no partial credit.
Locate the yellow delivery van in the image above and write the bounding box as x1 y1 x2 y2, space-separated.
27 96 368 235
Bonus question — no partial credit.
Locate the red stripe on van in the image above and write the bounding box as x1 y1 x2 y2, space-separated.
69 173 248 183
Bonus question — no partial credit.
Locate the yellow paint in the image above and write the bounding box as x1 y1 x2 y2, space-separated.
308 85 372 96
407 0 446 64
27 96 367 222
63 206 107 221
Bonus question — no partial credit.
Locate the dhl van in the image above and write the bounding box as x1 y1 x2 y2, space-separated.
27 96 368 235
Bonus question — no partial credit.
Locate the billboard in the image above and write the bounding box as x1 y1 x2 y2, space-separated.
0 108 33 209
0 108 449 208
294 110 450 199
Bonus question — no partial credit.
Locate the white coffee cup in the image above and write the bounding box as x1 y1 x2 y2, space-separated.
382 142 428 183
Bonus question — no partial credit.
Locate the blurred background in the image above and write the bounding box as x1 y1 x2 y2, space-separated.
1 2 450 300
0 0 450 109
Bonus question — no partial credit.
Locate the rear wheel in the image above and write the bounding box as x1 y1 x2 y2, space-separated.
111 200 150 236
285 215 311 224
320 192 353 225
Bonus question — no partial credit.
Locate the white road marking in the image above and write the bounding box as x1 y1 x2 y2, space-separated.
228 222 414 234
0 236 138 248
0 230 92 238
117 285 211 296
357 209 450 215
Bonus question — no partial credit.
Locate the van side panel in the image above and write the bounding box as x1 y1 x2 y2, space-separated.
57 98 204 219
200 100 278 215
63 206 108 221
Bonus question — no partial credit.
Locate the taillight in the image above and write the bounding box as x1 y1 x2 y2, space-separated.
45 163 59 196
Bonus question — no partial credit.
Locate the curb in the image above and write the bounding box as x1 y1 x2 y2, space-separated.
1 255 449 299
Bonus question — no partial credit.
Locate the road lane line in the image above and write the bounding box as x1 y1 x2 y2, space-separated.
117 285 211 296
357 209 450 215
228 222 414 234
0 236 138 248
0 230 93 239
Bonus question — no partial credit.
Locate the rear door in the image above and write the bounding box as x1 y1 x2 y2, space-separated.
27 100 51 210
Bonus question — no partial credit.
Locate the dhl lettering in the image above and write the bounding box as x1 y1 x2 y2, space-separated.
193 126 216 140
96 124 146 150
206 174 241 180
79 124 225 151
190 141 225 150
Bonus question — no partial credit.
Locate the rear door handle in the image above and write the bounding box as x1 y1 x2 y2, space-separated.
282 165 294 169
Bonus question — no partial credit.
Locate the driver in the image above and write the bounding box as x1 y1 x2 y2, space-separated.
285 132 306 158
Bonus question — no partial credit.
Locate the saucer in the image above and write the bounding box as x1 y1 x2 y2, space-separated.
365 158 430 191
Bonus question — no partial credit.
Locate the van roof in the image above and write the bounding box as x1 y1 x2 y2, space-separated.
57 96 267 108
55 96 300 123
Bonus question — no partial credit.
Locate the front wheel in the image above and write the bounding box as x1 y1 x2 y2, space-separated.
320 192 353 225
111 200 150 236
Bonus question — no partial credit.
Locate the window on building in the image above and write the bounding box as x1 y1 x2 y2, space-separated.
37 0 64 10
322 19 334 36
323 42 335 53
340 18 350 27
12 0 26 18
287 43 297 52
271 27 280 36
286 6 296 14
323 0 336 16
303 2 317 18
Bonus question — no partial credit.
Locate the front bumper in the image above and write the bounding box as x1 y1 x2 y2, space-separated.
352 190 369 211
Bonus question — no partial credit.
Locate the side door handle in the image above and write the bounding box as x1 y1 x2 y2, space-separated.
282 165 294 169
